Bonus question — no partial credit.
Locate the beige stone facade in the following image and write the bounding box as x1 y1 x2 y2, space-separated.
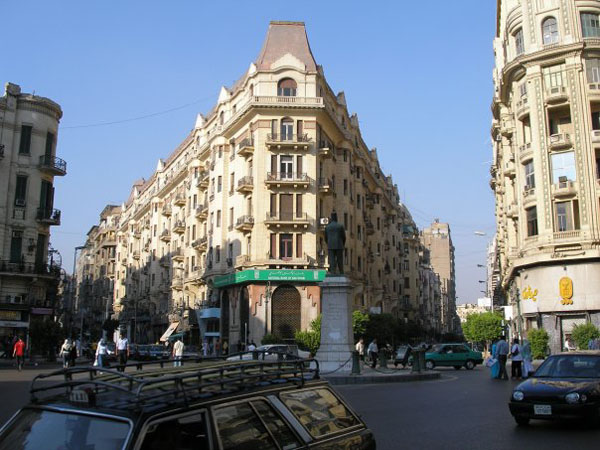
0 82 65 340
492 0 600 352
79 22 441 347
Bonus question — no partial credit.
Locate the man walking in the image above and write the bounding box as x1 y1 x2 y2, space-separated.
355 338 365 362
13 336 25 371
367 339 378 369
116 333 129 372
495 336 509 380
172 337 184 367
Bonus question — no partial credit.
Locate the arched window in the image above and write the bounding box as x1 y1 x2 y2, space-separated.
543 17 559 44
280 118 293 141
277 78 297 97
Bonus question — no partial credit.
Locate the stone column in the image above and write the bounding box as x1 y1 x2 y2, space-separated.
315 276 353 373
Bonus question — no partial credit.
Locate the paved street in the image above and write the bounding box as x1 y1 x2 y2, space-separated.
336 366 600 450
1 362 600 449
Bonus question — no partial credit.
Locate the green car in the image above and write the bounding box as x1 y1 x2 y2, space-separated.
424 343 483 370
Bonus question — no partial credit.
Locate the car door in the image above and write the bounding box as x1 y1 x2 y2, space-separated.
451 345 469 366
437 346 453 366
137 409 213 450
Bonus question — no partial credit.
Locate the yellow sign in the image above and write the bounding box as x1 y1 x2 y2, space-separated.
560 277 573 305
0 311 21 321
522 286 538 302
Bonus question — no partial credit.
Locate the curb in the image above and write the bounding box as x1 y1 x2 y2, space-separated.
324 371 440 385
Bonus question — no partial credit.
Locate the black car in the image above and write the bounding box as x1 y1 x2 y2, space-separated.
509 351 600 426
0 358 375 449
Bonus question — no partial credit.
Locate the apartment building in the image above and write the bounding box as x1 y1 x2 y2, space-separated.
81 22 437 347
421 220 459 334
492 0 600 352
0 82 65 340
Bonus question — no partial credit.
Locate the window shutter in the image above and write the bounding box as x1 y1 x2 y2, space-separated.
45 132 55 158
19 125 32 154
270 234 277 258
296 194 303 216
297 120 303 137
296 234 302 258
271 154 277 175
296 155 303 176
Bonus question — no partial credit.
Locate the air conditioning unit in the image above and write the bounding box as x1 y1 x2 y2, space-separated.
319 217 329 226
558 176 568 183
15 199 26 207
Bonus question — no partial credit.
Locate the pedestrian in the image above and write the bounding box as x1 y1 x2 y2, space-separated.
60 339 72 369
521 339 533 378
511 338 523 380
74 338 82 359
12 336 25 371
215 339 221 356
222 340 229 355
355 338 365 362
495 336 509 380
116 333 129 372
95 338 109 369
202 340 208 357
367 339 378 369
248 341 257 351
172 337 184 367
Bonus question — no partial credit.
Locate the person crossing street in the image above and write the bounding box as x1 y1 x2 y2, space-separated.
12 337 25 371
116 333 129 372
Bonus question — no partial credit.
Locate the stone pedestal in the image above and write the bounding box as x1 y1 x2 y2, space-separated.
315 276 353 373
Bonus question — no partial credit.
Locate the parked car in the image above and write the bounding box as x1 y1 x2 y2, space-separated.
227 344 311 361
0 358 375 449
423 343 483 370
509 351 600 426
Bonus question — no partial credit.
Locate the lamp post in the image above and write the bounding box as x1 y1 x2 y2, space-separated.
264 282 272 336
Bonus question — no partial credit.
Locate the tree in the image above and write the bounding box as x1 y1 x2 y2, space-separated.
295 315 321 355
462 312 503 351
352 310 369 340
571 323 600 350
29 318 64 361
528 328 549 359
102 319 120 341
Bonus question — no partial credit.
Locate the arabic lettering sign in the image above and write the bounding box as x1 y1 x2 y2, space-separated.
522 286 538 302
214 269 326 287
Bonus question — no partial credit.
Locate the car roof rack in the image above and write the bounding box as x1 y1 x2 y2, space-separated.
30 357 320 411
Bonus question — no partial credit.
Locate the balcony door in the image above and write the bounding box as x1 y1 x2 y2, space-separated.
10 231 23 263
280 156 293 179
35 234 46 271
281 119 293 141
280 234 293 260
280 194 293 221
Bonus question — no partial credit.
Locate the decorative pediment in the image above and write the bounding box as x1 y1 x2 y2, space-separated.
271 53 306 71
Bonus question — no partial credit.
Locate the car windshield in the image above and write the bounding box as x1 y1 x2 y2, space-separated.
535 355 600 378
0 408 130 450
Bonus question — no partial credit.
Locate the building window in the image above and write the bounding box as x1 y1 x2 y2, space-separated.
19 125 32 154
280 234 293 259
343 179 348 195
543 63 565 89
216 210 221 227
216 246 221 263
542 17 559 44
14 175 27 206
280 119 293 141
524 161 535 189
280 155 293 178
582 12 600 38
217 176 222 192
277 78 297 97
514 28 525 55
587 59 600 84
296 233 302 258
10 231 23 263
526 206 538 236
555 201 580 232
551 151 576 183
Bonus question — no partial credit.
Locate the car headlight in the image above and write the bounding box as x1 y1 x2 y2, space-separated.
565 393 580 404
512 391 524 401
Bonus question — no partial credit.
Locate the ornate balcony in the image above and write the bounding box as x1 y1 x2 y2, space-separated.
174 193 186 206
192 236 207 251
266 133 311 150
235 215 254 232
523 187 536 207
39 155 67 176
160 230 171 242
318 178 333 193
548 133 572 151
237 176 254 193
172 248 184 262
318 143 333 158
552 179 577 198
545 85 568 104
196 171 209 189
265 212 311 228
237 138 254 157
171 277 184 290
36 208 61 226
173 220 185 234
161 204 172 216
516 97 529 120
553 230 581 241
506 202 518 219
265 172 312 188
133 251 140 260
504 160 516 178
195 203 208 219
159 256 171 268
519 143 533 162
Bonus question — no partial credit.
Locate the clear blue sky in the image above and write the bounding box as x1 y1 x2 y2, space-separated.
3 0 497 304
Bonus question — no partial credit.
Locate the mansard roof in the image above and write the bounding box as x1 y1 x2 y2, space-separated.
255 21 317 72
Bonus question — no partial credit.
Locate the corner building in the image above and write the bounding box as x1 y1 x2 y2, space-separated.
88 22 430 347
492 0 600 352
0 83 65 339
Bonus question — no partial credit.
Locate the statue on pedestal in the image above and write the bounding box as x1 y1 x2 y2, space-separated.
324 211 346 275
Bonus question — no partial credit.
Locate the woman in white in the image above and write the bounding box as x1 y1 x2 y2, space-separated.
95 338 108 368
60 339 71 369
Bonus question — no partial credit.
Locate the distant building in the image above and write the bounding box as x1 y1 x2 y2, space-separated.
0 82 65 340
456 303 490 324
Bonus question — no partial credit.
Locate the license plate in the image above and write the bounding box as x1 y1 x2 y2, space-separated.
534 404 552 415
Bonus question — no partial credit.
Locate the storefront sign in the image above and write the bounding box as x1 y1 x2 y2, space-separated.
559 277 573 305
31 308 53 315
214 269 326 287
0 311 21 321
522 286 538 302
0 320 28 328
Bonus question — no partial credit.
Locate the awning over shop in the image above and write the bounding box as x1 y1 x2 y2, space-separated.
168 332 185 341
160 321 179 342
214 269 326 288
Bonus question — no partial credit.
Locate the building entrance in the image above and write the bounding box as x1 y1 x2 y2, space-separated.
271 285 301 339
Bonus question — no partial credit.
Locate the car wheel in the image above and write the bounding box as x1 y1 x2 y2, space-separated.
425 360 435 370
514 416 530 426
454 366 462 370
465 360 475 370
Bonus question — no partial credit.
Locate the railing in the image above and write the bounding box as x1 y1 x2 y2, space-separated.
192 236 207 248
553 230 580 240
265 212 309 222
318 178 332 188
39 155 67 174
162 205 172 215
266 172 311 182
0 260 60 276
36 208 61 225
237 176 254 187
195 204 208 217
236 215 255 227
256 95 322 106
160 230 171 240
266 133 310 143
549 133 571 149
237 138 254 152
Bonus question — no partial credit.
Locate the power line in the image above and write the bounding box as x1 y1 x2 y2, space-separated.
61 94 216 130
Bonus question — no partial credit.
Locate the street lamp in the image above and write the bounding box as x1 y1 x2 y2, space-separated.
264 282 272 336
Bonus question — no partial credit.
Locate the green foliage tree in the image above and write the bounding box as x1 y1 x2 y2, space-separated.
102 319 120 341
261 333 280 345
295 315 321 355
462 312 503 351
571 323 600 350
29 318 64 361
528 328 549 359
352 310 369 340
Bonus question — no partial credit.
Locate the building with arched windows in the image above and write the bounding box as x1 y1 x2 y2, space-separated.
79 22 448 348
492 0 600 352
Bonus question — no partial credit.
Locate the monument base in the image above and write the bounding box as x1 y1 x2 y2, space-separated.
315 276 353 374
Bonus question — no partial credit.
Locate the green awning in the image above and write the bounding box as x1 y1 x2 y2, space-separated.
214 269 326 288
